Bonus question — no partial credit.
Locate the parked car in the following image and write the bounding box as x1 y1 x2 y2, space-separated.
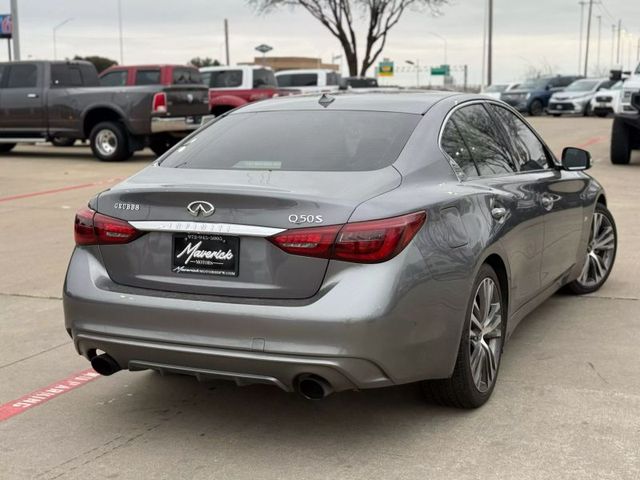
548 78 616 116
482 82 519 100
275 68 341 94
589 80 624 117
340 76 400 93
611 62 640 164
99 64 203 87
200 65 288 117
64 92 616 409
0 61 210 160
501 75 583 115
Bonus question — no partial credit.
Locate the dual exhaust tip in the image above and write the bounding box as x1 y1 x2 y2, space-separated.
90 352 121 376
90 353 333 401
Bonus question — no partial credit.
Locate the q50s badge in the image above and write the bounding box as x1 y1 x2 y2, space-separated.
288 214 324 224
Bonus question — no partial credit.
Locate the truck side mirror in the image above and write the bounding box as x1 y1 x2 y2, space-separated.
561 147 591 171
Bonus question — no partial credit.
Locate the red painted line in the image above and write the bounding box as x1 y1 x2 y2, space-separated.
0 177 123 203
0 368 101 422
577 136 607 149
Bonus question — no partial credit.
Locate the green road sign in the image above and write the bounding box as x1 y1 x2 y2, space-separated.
430 64 450 76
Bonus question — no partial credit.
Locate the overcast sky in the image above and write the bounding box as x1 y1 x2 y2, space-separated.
0 0 638 86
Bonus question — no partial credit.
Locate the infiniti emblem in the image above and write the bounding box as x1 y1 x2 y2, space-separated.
187 201 215 217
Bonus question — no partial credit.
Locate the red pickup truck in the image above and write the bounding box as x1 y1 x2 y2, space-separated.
199 65 294 116
97 64 210 155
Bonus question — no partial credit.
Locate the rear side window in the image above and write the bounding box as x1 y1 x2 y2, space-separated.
100 70 128 87
451 104 516 176
6 64 37 88
160 111 420 172
441 120 478 177
252 68 276 88
135 69 161 85
51 64 83 87
173 67 202 85
326 71 340 86
204 70 243 88
277 73 318 87
490 105 550 171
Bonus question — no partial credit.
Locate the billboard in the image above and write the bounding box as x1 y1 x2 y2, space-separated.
0 14 12 39
377 60 394 77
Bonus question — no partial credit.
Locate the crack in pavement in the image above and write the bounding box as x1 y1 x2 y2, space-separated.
0 341 71 371
0 292 63 301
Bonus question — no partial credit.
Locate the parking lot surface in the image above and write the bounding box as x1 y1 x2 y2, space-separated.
1 117 639 479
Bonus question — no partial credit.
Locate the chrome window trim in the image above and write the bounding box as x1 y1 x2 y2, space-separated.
437 98 560 182
129 221 285 237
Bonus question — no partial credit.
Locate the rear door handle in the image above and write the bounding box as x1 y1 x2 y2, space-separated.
27 93 39 98
491 207 507 220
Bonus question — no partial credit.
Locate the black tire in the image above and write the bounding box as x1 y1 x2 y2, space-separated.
552 113 562 117
51 137 76 147
422 264 505 409
529 99 543 116
0 143 16 153
89 121 132 162
610 117 632 165
583 103 592 117
149 134 177 158
565 203 617 295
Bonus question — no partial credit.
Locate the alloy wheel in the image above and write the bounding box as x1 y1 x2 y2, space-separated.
577 212 615 288
469 277 502 393
95 129 118 157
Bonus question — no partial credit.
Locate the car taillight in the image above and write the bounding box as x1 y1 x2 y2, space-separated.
74 207 141 246
268 211 426 264
152 92 167 113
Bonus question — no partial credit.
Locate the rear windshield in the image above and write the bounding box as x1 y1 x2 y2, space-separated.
277 73 318 87
202 69 243 88
173 67 202 85
160 111 420 171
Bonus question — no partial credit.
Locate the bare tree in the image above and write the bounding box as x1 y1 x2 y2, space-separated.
251 0 446 76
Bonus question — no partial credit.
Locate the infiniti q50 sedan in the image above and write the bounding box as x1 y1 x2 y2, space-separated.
64 92 617 408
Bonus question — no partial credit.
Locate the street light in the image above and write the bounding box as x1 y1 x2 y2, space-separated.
53 18 73 60
428 32 448 65
405 60 420 88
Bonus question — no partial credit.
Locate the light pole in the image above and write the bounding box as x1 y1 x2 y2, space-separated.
405 60 420 88
117 0 124 64
578 1 587 74
53 18 73 60
10 0 19 60
428 32 447 65
583 0 593 77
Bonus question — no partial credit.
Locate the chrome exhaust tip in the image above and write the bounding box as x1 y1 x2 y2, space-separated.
296 374 333 400
90 353 121 376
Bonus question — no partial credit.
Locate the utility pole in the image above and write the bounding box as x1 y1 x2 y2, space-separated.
616 19 621 64
610 24 615 68
487 0 493 86
224 19 230 65
10 0 20 60
481 1 487 89
583 0 594 76
463 64 468 92
117 0 124 64
596 15 601 72
578 1 587 73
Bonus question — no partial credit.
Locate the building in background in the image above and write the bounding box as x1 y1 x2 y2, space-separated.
241 56 339 72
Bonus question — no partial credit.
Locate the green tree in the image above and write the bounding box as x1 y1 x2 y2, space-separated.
189 57 221 68
72 55 118 73
251 0 447 76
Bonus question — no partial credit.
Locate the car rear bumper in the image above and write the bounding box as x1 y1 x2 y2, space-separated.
63 246 468 392
150 115 214 134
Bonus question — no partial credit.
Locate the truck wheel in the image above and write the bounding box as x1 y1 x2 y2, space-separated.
89 122 132 162
0 143 16 153
149 135 177 157
528 99 543 116
51 137 76 147
610 117 631 165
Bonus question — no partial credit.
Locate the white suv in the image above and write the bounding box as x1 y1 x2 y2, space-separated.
275 69 341 94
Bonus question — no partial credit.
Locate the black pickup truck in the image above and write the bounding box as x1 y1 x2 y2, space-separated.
0 60 210 161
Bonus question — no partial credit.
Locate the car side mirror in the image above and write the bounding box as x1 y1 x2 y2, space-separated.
561 147 591 171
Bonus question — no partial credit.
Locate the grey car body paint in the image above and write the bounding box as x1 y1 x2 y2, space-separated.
64 92 605 393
